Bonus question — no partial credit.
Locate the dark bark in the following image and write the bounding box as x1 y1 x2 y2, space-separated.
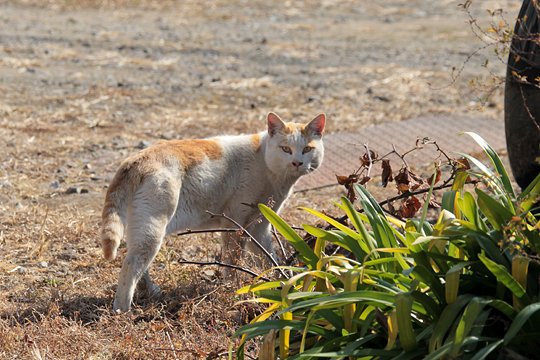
505 0 540 189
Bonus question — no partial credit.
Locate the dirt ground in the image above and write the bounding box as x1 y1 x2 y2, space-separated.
0 0 521 359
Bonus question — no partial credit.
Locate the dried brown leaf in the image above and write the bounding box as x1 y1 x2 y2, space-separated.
347 187 357 203
395 169 410 193
455 157 471 171
387 201 397 215
381 159 393 187
426 163 442 185
336 175 350 186
336 174 359 189
394 169 410 185
360 150 378 166
399 196 422 218
359 176 371 185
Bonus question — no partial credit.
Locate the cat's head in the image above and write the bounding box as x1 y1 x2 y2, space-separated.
264 113 325 178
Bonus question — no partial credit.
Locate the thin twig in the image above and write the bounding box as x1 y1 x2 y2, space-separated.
272 226 288 260
165 331 179 360
205 211 289 279
193 287 223 307
178 260 270 281
363 143 374 178
176 228 237 237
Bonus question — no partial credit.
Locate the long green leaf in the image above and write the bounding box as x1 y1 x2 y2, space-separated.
475 188 514 230
301 207 364 244
355 184 399 248
519 172 540 213
469 339 504 360
277 290 425 315
234 319 330 339
340 196 377 253
426 336 497 360
478 253 526 299
459 153 507 200
451 297 488 357
504 302 540 345
259 204 318 268
396 292 417 351
290 334 379 359
442 190 457 215
303 224 367 259
464 132 515 198
429 295 474 352
457 191 486 231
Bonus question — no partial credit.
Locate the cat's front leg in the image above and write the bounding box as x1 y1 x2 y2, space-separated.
245 221 278 265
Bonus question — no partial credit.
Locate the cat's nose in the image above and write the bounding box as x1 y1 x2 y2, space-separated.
292 161 303 168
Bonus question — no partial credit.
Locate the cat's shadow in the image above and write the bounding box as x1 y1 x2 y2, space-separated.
0 295 111 325
0 279 240 326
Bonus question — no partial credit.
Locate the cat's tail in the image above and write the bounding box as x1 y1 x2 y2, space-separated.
101 164 136 261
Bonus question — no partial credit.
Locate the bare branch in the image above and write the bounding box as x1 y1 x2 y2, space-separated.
205 211 289 279
176 228 237 237
177 260 270 281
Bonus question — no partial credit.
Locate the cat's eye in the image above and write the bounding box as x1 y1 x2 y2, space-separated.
302 146 314 154
280 146 292 154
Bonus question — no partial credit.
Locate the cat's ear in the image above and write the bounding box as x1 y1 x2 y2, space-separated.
306 114 326 137
267 112 286 136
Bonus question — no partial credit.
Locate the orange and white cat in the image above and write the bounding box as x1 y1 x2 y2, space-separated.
101 112 326 312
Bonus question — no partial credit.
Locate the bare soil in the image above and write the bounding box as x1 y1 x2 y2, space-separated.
0 1 519 358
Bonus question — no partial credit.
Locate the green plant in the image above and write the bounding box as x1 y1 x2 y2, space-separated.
233 133 540 359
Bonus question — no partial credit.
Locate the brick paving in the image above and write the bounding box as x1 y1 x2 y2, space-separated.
296 115 505 191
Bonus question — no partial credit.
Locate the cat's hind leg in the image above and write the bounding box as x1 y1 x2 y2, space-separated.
112 174 179 312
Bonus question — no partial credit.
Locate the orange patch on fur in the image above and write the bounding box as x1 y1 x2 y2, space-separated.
155 139 223 169
283 122 305 134
301 125 311 137
251 134 261 152
102 139 222 233
306 140 318 147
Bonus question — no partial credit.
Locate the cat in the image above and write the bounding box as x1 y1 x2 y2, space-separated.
101 112 326 312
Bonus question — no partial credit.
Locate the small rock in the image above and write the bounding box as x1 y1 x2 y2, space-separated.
65 187 89 195
136 140 150 149
50 180 60 190
374 95 390 102
201 269 217 280
38 261 48 268
1 180 12 188
83 163 92 170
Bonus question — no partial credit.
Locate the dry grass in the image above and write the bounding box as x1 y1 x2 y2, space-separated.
0 0 517 358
